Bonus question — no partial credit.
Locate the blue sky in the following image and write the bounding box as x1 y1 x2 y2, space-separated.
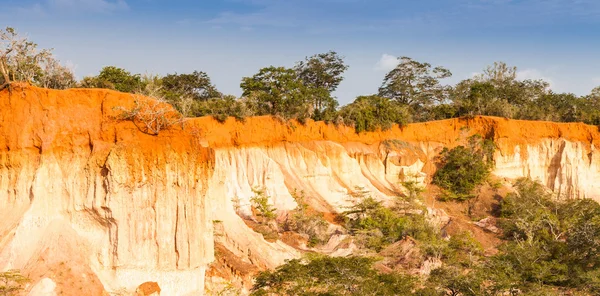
2 0 600 104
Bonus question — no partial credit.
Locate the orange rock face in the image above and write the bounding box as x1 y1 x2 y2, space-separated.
1 84 600 295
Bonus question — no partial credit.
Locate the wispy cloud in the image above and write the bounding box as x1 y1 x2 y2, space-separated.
13 0 128 16
205 7 300 28
49 0 128 12
374 54 398 72
460 0 600 23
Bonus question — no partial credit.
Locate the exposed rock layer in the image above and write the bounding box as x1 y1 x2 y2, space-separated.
1 85 599 294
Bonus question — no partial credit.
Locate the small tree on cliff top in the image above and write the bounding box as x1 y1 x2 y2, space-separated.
0 27 75 90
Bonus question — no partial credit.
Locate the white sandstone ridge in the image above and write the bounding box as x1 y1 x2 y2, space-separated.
1 85 600 295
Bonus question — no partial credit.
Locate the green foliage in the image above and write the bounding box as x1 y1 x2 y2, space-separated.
250 188 277 222
191 95 249 122
251 256 416 295
433 135 494 200
378 56 452 115
161 70 222 101
249 188 279 241
0 270 29 296
479 178 600 294
81 66 143 93
0 27 74 89
427 266 486 296
282 190 329 247
342 187 438 251
241 66 314 120
337 95 409 133
294 51 347 121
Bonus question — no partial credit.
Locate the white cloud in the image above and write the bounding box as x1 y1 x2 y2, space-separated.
374 54 398 71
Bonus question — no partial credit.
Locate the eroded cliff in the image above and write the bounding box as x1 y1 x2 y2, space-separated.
1 85 599 295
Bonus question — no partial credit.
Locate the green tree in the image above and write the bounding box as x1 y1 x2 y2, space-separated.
97 66 143 93
192 95 249 122
432 135 494 200
251 256 416 295
427 266 485 296
337 95 409 133
240 66 313 119
378 56 452 110
488 178 600 293
161 70 222 102
250 188 277 222
283 190 329 247
80 66 143 93
294 51 348 121
0 27 74 89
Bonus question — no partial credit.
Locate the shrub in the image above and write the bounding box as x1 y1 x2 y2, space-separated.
191 95 250 122
432 135 494 200
249 188 279 241
250 188 277 222
115 95 186 135
337 95 410 133
343 187 438 251
483 178 600 293
282 190 329 247
251 256 416 295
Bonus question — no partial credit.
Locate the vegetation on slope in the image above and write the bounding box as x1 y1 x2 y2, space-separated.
250 178 600 295
433 135 495 201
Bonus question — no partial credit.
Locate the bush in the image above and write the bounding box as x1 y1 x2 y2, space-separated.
337 95 410 133
482 178 600 293
114 95 186 135
190 95 250 122
432 135 494 200
282 190 329 247
250 188 277 222
342 187 438 251
251 256 416 295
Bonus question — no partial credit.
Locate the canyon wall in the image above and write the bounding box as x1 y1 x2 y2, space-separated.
1 85 599 295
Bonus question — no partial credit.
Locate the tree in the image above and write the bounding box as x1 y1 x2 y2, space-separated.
0 27 73 90
251 256 416 295
80 66 143 93
378 56 452 109
240 66 312 119
432 135 494 200
294 51 348 121
37 57 76 89
337 95 409 133
427 266 485 296
97 66 143 93
161 70 221 102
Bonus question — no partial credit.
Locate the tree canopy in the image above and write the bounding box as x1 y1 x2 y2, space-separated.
0 27 74 90
378 56 452 110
